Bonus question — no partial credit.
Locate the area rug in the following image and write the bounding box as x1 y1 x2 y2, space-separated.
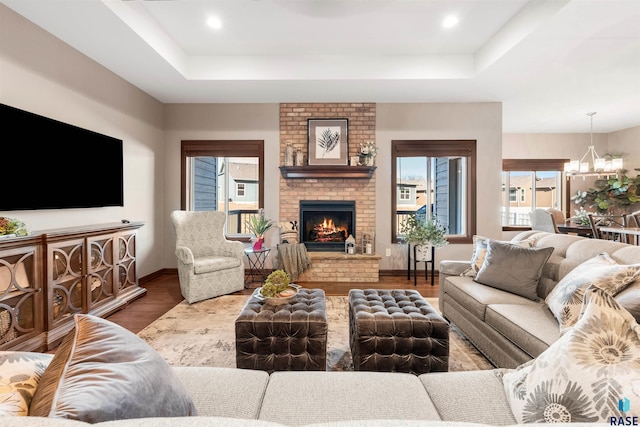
137 295 493 372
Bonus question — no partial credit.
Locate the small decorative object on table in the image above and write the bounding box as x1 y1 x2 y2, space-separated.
0 217 29 238
359 141 378 166
245 208 273 250
254 270 300 304
570 207 591 226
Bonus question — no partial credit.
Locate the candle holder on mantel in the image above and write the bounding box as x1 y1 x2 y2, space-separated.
345 234 356 255
361 231 375 255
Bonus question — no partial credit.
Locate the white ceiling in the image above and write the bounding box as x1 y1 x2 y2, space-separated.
3 0 640 133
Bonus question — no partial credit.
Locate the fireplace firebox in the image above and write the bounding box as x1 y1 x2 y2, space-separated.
300 201 356 252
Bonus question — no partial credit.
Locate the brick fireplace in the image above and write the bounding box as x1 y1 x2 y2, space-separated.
279 103 380 282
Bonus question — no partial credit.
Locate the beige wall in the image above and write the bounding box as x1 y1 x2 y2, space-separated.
162 104 280 267
0 5 166 277
376 103 503 268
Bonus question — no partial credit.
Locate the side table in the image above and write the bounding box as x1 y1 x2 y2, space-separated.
244 246 271 287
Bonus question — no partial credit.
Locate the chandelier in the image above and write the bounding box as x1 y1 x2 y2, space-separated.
564 112 622 179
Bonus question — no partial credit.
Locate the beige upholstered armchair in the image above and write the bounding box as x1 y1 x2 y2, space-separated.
170 210 245 304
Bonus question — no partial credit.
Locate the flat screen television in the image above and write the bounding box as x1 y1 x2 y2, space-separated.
0 103 124 211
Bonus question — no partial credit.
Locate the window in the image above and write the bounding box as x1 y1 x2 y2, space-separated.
399 187 410 201
236 183 246 198
181 140 264 236
392 140 476 244
502 159 570 228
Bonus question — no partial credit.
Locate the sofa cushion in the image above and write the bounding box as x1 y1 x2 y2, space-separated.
0 351 53 416
502 285 640 423
545 252 640 331
443 276 538 321
259 371 441 425
485 304 560 359
172 366 269 419
194 256 242 274
419 370 516 425
96 417 286 427
474 240 553 301
30 314 197 423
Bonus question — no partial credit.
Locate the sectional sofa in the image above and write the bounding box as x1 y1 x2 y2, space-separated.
439 230 640 368
2 361 593 427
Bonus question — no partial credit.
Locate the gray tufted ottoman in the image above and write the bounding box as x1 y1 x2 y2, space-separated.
235 288 327 372
348 289 449 374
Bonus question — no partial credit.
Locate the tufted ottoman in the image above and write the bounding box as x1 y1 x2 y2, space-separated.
348 289 449 374
235 288 327 372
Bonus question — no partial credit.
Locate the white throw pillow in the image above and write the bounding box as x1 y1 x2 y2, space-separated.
461 235 539 277
545 252 640 331
503 285 640 423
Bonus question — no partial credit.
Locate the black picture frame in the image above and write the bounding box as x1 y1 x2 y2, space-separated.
307 118 349 165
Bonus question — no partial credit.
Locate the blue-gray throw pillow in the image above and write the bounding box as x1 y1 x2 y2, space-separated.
474 239 553 301
30 314 197 422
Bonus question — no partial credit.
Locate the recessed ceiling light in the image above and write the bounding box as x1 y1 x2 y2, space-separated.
442 15 458 28
207 16 222 30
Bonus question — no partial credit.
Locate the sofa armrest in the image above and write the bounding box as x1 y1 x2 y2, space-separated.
175 246 195 265
439 260 471 276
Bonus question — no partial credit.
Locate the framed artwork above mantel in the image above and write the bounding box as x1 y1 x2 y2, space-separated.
307 118 349 166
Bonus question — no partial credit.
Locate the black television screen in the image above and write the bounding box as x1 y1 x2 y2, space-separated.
0 103 124 211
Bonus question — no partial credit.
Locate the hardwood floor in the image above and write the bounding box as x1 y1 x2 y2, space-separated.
106 273 441 334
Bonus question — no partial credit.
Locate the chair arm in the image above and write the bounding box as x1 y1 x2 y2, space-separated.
219 240 245 258
439 260 472 276
175 246 195 265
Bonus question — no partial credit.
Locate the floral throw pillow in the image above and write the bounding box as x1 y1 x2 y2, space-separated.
502 285 640 423
0 351 53 416
461 235 539 277
545 252 640 331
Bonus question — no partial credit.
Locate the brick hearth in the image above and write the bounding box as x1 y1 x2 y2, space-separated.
297 252 382 282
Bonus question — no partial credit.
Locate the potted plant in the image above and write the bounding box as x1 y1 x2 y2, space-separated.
399 213 448 261
571 171 640 215
0 217 29 238
245 209 273 250
358 141 378 166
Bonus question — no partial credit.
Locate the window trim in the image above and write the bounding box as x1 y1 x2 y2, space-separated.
180 139 265 210
391 140 477 244
501 158 570 231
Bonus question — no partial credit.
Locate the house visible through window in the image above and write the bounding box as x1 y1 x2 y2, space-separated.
392 140 476 244
502 159 569 228
181 140 264 236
